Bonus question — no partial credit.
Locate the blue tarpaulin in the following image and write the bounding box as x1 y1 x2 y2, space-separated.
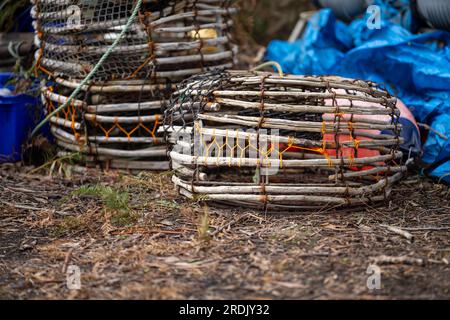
266 0 450 183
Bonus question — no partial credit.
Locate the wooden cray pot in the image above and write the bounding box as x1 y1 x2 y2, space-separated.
163 70 409 212
31 0 237 170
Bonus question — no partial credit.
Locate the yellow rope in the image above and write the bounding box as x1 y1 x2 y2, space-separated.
251 61 284 77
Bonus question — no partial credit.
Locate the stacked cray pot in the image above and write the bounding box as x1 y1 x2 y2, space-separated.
164 70 409 212
31 0 237 171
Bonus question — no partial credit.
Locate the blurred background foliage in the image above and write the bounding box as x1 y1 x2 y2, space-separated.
0 0 30 32
0 0 315 42
235 0 314 45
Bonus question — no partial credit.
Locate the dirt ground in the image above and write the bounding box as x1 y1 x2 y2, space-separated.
1 0 449 301
0 163 449 300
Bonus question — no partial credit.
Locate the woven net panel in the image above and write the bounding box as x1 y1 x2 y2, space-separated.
32 0 237 81
164 70 405 211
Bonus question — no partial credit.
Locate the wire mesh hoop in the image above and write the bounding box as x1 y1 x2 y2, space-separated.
164 70 406 211
32 0 237 81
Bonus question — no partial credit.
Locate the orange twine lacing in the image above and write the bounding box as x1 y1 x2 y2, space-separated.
48 85 161 144
46 86 81 142
93 115 160 142
279 121 332 168
194 121 336 168
347 121 361 167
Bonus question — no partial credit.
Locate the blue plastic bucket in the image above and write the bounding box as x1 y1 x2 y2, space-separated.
0 73 40 163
